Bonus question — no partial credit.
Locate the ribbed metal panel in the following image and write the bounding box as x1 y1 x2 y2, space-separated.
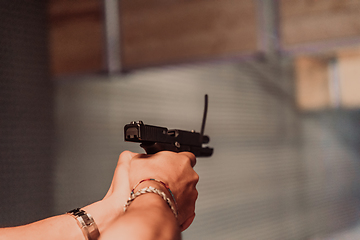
0 1 54 227
54 60 360 239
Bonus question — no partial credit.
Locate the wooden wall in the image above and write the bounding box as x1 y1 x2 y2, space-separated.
295 56 330 110
295 47 360 110
48 0 360 75
337 47 360 108
48 0 258 76
279 0 360 110
48 0 360 110
48 0 104 76
280 0 360 49
119 0 258 70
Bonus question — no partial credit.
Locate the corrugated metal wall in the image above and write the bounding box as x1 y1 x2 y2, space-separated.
54 60 360 239
0 1 54 227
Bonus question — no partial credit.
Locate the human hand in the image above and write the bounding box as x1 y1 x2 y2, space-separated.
103 151 138 215
103 150 199 231
128 151 199 231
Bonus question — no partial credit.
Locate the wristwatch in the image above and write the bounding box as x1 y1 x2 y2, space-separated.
67 208 100 240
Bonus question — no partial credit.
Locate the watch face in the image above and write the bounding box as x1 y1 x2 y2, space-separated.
81 214 91 226
67 208 100 240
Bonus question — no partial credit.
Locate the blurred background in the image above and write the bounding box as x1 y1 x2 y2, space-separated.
1 0 360 239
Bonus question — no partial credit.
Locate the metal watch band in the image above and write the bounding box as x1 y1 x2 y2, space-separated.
67 208 100 240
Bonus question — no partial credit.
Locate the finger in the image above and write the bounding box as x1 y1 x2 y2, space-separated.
103 151 138 199
179 152 197 167
118 150 138 165
180 213 196 232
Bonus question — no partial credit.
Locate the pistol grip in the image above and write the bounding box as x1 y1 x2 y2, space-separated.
140 142 179 155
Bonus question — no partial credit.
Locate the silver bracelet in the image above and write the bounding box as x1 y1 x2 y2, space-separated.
67 208 100 240
124 186 178 218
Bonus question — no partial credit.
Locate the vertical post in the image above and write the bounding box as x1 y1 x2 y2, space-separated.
103 0 122 74
328 58 341 108
257 0 280 60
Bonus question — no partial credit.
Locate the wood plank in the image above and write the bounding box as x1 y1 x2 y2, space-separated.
337 51 360 108
280 0 360 48
48 0 104 76
295 56 330 110
120 0 258 70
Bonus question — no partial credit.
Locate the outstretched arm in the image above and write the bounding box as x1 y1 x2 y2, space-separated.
0 150 198 240
0 198 119 240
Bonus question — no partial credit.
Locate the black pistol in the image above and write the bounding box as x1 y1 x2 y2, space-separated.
124 95 213 157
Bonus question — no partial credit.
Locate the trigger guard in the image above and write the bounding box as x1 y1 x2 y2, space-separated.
140 142 179 154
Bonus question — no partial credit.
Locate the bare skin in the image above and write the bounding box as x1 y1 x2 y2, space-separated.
0 151 199 240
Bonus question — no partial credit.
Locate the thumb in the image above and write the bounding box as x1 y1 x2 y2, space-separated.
103 151 138 199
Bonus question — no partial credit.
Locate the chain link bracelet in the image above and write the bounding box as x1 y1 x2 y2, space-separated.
124 186 178 218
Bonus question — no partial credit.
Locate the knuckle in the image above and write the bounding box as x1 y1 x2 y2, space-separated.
117 152 127 165
179 152 196 165
192 172 199 184
118 151 138 166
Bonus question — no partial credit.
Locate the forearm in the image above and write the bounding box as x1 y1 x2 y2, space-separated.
0 197 122 240
0 151 197 240
0 214 82 240
100 193 181 240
